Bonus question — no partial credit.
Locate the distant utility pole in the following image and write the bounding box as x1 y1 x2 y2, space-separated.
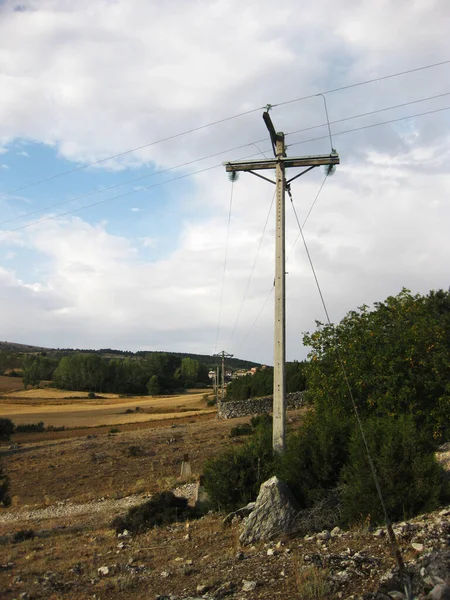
214 350 234 401
224 111 339 453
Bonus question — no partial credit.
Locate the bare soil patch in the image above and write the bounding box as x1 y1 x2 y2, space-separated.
0 375 23 393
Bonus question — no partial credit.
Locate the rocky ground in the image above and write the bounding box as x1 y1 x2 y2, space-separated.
0 416 449 599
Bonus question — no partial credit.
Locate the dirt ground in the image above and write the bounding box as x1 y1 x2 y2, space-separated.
0 408 437 600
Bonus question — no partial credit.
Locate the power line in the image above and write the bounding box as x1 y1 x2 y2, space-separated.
214 180 235 353
229 189 276 345
287 105 450 150
273 58 450 108
3 90 443 228
286 91 450 139
235 175 329 353
0 138 269 227
287 186 412 599
2 102 449 238
1 59 448 199
0 163 223 237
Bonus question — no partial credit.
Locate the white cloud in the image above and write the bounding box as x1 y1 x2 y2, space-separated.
0 164 9 169
0 0 449 361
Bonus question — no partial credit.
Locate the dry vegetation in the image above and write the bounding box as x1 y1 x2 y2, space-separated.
0 387 214 428
0 407 442 599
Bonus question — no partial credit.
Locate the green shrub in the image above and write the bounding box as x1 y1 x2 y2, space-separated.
250 414 273 430
87 392 96 399
0 464 10 507
339 415 449 525
276 408 351 508
15 422 45 433
0 418 14 440
203 422 274 511
111 491 194 534
13 529 35 542
109 427 120 434
230 423 252 437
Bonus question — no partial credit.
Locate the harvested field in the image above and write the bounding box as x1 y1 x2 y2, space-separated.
0 375 23 393
0 388 213 428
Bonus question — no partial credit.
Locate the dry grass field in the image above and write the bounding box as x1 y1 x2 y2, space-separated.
0 387 214 428
0 408 414 600
0 375 23 393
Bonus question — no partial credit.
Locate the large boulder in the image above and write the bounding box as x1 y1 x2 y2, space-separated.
239 476 299 545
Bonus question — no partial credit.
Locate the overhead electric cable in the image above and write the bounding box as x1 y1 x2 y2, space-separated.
287 105 450 150
6 90 446 228
214 180 235 353
288 186 412 600
229 189 276 345
1 59 448 198
2 103 449 237
286 91 450 139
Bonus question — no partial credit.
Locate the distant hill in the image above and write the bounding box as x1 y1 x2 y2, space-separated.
0 341 263 369
0 341 51 353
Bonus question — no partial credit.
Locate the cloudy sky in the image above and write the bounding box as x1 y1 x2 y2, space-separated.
0 0 449 364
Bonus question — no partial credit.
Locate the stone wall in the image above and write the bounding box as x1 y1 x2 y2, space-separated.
217 391 305 419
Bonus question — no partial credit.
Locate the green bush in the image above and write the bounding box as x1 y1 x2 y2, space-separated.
0 418 14 440
111 491 194 534
0 464 11 507
250 414 273 430
276 408 351 508
15 422 45 433
203 422 274 511
87 392 96 399
229 423 252 437
13 529 35 542
339 415 448 525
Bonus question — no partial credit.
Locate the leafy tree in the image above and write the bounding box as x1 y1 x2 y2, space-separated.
147 375 161 396
303 289 450 440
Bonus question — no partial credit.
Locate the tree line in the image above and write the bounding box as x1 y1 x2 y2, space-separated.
225 361 307 401
20 353 210 395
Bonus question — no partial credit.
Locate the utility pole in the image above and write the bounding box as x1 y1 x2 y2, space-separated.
215 365 219 404
224 111 339 453
214 350 233 401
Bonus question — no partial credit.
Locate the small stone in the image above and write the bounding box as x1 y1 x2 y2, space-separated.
197 583 209 594
267 548 275 556
374 528 385 538
160 570 170 578
331 526 341 536
412 542 424 552
317 530 331 541
117 542 125 549
242 580 257 591
19 593 30 600
387 592 406 600
235 551 245 560
97 566 109 576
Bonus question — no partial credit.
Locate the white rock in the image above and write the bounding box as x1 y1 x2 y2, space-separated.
242 580 257 591
411 542 424 552
239 476 300 545
317 530 331 541
267 548 275 556
373 528 385 538
98 566 109 576
331 526 341 536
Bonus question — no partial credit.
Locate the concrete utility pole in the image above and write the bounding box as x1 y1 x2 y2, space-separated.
224 111 339 453
214 350 233 401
